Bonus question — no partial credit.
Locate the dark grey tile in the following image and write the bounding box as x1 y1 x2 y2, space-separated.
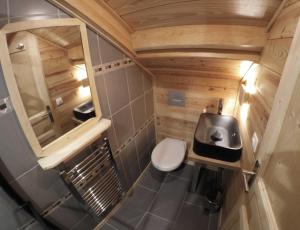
126 65 144 100
119 140 140 187
87 29 101 66
46 195 87 229
149 175 189 221
131 96 146 132
135 128 149 163
104 69 130 114
143 74 153 91
0 0 7 19
9 14 58 22
147 119 156 141
169 164 193 181
145 90 154 120
106 127 119 154
208 212 219 230
14 166 69 212
108 186 156 230
101 223 117 230
0 112 38 181
184 193 207 208
9 0 58 18
137 213 171 230
112 105 134 145
95 74 110 118
0 187 34 229
98 36 124 63
114 154 129 192
138 164 166 192
0 61 10 96
24 221 45 230
173 203 209 230
71 214 98 230
139 152 151 172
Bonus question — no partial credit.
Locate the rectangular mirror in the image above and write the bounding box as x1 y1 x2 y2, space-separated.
0 19 103 158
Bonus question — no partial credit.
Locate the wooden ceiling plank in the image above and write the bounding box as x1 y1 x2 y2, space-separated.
132 25 267 52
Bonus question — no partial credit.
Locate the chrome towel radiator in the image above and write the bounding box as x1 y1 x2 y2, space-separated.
61 138 123 216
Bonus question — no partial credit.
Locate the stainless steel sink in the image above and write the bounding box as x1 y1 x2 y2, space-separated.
193 113 242 162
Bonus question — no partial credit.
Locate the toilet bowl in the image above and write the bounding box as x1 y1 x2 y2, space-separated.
151 138 187 172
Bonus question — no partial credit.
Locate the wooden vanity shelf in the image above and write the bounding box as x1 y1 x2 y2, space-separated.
188 147 241 171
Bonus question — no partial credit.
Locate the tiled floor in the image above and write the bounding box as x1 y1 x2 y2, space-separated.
101 164 219 230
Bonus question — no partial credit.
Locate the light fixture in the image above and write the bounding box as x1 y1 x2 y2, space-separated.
244 64 258 94
74 64 88 81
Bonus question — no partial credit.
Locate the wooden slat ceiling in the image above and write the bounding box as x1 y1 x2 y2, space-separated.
102 0 282 30
29 26 82 49
139 56 252 80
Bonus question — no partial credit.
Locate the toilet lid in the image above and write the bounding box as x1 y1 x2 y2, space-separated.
151 138 187 172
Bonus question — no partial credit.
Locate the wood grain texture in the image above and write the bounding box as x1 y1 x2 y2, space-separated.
132 25 267 52
105 0 281 30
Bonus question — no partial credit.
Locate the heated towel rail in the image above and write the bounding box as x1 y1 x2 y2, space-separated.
60 138 123 216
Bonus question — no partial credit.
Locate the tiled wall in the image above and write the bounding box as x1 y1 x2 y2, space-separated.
0 0 155 229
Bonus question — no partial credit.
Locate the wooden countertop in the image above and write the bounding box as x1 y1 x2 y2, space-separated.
187 147 241 170
38 118 111 170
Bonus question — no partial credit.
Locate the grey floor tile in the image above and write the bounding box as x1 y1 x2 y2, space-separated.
101 223 118 230
184 192 207 208
173 203 209 230
138 164 167 192
137 213 171 230
169 164 193 181
208 212 219 230
149 175 189 221
108 186 156 230
71 214 98 230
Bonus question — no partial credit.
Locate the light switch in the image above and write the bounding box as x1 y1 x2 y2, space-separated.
56 97 63 106
252 132 259 153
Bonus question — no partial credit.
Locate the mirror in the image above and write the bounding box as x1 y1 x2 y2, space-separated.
0 19 102 155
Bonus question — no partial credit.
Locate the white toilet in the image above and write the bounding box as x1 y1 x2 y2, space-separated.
151 138 187 172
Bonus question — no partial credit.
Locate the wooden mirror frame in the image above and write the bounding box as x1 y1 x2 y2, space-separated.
0 19 106 161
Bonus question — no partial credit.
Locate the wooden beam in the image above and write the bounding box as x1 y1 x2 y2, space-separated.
266 0 288 32
137 51 261 62
132 25 267 52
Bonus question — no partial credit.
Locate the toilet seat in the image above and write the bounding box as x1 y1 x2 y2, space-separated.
151 138 187 172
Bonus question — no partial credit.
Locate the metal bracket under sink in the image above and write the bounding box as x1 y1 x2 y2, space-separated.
241 160 260 192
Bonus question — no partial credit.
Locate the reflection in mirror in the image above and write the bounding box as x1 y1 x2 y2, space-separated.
7 26 95 147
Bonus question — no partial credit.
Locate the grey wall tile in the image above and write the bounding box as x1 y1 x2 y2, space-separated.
112 105 134 145
114 154 129 191
0 0 7 19
0 19 7 27
145 90 154 119
9 0 58 18
135 128 149 167
71 214 98 230
126 65 144 100
143 74 153 91
104 69 130 114
14 166 69 212
0 112 38 181
95 75 110 118
0 186 34 229
106 127 119 154
87 29 101 66
147 120 156 141
46 195 87 229
119 141 140 187
0 66 9 98
98 36 124 63
131 96 146 132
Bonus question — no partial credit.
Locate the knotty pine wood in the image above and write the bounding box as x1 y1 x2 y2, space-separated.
104 0 281 30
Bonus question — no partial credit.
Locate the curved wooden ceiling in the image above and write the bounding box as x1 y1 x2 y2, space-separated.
103 0 282 30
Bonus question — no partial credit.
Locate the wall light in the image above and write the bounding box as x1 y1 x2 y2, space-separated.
74 64 88 81
244 64 258 94
78 86 91 97
240 103 250 123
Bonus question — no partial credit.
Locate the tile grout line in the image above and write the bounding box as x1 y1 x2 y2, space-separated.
170 191 188 230
136 183 158 193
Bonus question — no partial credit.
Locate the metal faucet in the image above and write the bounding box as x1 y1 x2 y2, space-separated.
218 98 223 115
